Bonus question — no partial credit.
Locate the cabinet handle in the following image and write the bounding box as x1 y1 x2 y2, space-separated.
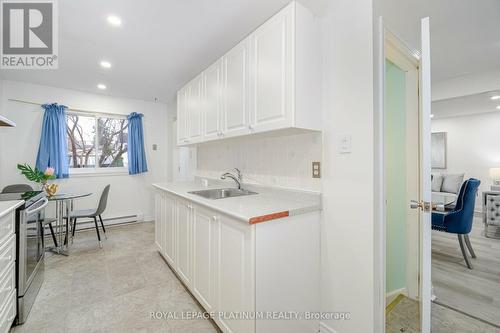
212 216 218 221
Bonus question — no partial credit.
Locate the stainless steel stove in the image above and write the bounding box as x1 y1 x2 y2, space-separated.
0 191 47 324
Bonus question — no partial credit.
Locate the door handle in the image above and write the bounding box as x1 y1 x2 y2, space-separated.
410 200 431 212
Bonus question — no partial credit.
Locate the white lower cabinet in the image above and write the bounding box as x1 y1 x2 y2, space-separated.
154 190 319 333
163 195 176 265
216 215 255 333
192 206 217 311
176 199 193 285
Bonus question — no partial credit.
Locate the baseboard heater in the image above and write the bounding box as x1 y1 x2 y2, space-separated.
42 215 149 234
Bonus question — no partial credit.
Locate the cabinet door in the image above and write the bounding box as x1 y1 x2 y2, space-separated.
163 195 176 265
154 193 163 252
187 75 203 142
177 88 189 145
203 61 222 141
217 217 255 333
176 199 192 286
222 39 250 137
192 206 218 311
249 5 293 133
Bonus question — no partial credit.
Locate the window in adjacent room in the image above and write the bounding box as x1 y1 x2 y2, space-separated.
66 112 128 173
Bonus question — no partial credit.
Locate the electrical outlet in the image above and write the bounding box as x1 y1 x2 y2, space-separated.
312 162 321 178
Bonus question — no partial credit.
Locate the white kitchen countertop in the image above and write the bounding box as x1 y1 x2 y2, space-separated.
0 200 23 218
152 180 321 224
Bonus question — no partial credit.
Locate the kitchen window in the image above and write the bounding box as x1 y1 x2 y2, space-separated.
66 112 128 174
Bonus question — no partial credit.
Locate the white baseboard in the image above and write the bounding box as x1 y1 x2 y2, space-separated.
319 322 338 333
386 287 407 305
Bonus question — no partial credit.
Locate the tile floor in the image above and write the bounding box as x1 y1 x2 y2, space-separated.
11 222 219 333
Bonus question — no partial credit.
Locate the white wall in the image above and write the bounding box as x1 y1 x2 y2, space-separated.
319 0 375 332
0 80 171 222
195 132 322 192
432 111 500 211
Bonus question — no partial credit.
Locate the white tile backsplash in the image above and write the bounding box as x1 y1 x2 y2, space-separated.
196 132 322 192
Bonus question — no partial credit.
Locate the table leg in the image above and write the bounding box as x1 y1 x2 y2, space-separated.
70 199 74 244
65 199 70 252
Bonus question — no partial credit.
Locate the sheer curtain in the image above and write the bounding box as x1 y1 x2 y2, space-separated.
127 112 148 175
35 103 69 178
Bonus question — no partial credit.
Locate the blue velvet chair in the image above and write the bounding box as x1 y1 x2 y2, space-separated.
432 178 480 269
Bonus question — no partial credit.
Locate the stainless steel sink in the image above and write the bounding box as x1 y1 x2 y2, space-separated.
188 188 258 200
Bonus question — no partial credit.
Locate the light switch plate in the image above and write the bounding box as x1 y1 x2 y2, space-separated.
338 134 351 154
312 162 321 178
152 144 158 151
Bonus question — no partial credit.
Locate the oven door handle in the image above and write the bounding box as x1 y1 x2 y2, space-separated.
25 197 49 215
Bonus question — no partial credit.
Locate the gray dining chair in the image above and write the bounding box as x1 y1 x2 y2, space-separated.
67 185 110 248
1 184 60 247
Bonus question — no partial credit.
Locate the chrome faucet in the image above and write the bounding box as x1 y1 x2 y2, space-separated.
221 168 243 190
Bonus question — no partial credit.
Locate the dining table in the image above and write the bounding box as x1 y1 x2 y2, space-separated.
47 192 92 255
431 192 457 212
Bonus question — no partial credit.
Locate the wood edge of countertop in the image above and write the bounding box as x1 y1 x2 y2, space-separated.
249 211 289 224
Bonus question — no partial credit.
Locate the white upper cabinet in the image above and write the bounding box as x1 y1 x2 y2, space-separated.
222 39 250 137
177 1 321 146
249 4 293 133
176 87 188 145
187 75 203 143
203 61 222 141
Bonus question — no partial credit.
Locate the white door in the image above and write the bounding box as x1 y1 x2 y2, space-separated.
176 199 192 286
192 206 217 311
249 5 293 133
223 39 250 137
204 61 222 141
217 216 255 333
177 89 188 145
382 17 432 333
163 195 176 265
417 17 432 333
187 75 203 143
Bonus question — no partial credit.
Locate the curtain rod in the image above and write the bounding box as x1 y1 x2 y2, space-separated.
7 98 129 118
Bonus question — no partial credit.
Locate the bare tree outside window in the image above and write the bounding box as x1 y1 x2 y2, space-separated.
67 114 96 168
98 118 128 168
66 113 128 170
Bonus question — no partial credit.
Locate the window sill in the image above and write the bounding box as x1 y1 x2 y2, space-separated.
69 168 129 178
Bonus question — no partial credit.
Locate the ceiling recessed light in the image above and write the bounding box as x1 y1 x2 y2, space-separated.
100 61 112 69
491 95 500 100
430 114 434 118
107 15 122 26
496 106 500 110
97 84 107 90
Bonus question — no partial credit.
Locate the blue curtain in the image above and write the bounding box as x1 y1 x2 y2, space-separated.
35 103 69 178
127 112 148 175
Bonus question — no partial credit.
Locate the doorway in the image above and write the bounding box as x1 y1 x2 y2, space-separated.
383 30 422 332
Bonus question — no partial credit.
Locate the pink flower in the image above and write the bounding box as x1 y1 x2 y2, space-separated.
44 167 55 176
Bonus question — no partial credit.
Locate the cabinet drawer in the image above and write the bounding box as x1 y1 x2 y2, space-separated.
0 213 14 246
0 236 15 278
0 262 15 312
0 290 16 333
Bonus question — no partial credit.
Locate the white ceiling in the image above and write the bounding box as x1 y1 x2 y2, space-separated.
0 0 291 103
1 0 499 103
432 91 500 119
379 0 500 83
